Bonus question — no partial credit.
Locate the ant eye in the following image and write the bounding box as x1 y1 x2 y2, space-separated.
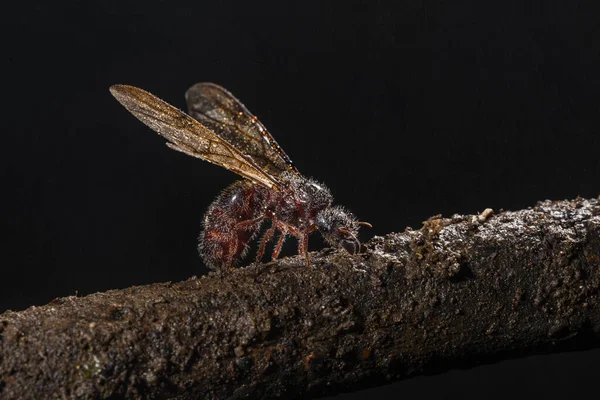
316 215 329 232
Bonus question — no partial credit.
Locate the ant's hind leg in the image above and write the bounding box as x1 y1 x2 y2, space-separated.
216 216 263 268
235 216 265 229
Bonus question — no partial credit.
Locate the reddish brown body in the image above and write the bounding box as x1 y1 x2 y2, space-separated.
200 171 336 269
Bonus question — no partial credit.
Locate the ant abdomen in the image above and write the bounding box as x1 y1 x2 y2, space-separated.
199 180 270 269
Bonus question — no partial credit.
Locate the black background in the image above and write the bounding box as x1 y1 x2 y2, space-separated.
3 1 599 398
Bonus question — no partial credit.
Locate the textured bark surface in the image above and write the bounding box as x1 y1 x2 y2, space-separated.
1 197 599 399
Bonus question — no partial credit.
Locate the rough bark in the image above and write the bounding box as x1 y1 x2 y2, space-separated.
1 197 599 399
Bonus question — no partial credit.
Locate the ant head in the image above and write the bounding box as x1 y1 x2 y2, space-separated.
317 206 368 254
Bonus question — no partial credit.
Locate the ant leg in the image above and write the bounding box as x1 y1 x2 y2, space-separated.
220 233 243 271
202 229 237 271
220 236 242 271
297 233 311 268
271 225 288 260
256 220 277 263
235 216 265 229
220 216 264 269
304 234 311 268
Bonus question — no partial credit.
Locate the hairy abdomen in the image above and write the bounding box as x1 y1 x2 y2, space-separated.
199 180 271 269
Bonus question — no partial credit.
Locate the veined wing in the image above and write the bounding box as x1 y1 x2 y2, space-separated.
186 83 298 179
109 84 279 189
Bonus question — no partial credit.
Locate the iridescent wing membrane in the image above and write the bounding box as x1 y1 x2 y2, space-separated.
109 84 291 189
185 83 298 178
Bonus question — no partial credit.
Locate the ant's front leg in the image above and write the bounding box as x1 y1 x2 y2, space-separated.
299 233 311 268
287 226 312 268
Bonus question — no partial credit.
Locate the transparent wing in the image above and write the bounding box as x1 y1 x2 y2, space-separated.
109 84 279 189
186 83 298 178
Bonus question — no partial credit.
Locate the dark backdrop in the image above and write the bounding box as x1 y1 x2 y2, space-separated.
3 1 599 399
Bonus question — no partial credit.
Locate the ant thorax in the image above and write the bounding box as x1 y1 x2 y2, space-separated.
199 171 358 270
274 172 334 230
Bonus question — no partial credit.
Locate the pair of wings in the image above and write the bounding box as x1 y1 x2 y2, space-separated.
109 83 298 190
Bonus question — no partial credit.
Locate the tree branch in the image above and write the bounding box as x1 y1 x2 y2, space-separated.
1 197 599 399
